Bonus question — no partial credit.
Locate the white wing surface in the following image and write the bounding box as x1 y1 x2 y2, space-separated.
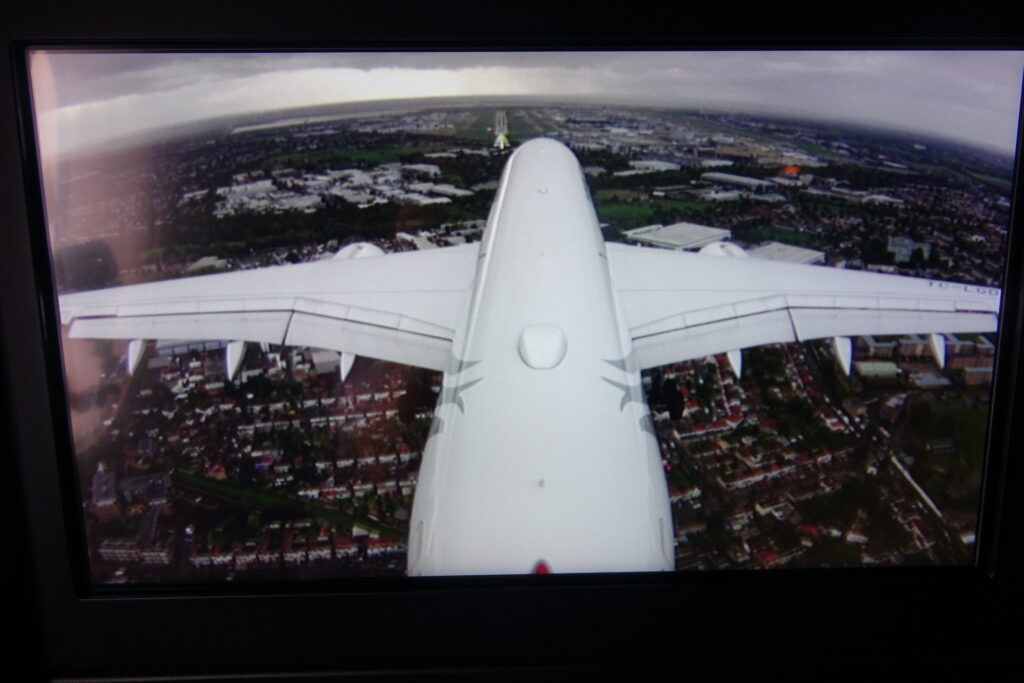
606 243 1001 370
59 243 480 372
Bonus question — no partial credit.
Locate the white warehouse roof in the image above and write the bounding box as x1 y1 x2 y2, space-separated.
623 222 732 250
748 241 826 265
701 172 776 191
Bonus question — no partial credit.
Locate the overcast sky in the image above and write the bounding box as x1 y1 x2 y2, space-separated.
28 51 1024 159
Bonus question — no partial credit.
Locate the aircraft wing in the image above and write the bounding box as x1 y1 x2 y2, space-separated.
606 243 1001 371
58 243 480 373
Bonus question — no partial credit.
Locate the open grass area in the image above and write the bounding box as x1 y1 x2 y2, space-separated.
449 109 554 145
594 201 658 227
595 191 723 229
791 141 844 160
908 161 978 187
508 111 549 140
451 112 493 143
653 197 713 214
595 189 649 202
965 171 1013 194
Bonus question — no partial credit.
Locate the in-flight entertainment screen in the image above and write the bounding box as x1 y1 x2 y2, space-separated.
26 50 1024 585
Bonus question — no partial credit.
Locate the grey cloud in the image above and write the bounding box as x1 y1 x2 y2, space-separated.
32 50 1024 153
41 51 622 106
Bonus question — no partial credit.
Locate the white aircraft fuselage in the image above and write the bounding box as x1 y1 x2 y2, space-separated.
408 139 674 575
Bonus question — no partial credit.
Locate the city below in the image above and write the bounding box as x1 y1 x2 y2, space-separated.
50 102 1011 582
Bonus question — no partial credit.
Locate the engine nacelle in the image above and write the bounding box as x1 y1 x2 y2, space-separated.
332 242 384 382
699 243 749 377
699 241 749 258
333 242 385 260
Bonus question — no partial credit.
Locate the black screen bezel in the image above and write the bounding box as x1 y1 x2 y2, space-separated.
5 10 1023 680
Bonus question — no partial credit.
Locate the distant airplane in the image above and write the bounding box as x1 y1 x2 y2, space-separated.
59 139 1001 576
493 110 510 150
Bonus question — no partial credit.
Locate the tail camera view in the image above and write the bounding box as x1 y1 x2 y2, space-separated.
31 51 1021 582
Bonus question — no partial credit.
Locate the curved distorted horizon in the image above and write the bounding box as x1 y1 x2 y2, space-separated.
31 51 1024 158
31 49 1021 581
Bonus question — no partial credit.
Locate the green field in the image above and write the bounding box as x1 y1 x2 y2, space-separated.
965 171 1013 194
448 110 551 145
594 201 658 227
595 189 649 202
653 197 713 214
908 161 981 188
791 141 845 160
451 112 493 143
594 194 718 228
508 111 549 140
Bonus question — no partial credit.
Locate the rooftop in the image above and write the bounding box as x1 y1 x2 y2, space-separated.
748 241 826 265
700 171 776 190
623 222 731 250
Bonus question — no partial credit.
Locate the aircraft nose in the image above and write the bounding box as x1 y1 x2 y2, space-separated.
515 137 576 162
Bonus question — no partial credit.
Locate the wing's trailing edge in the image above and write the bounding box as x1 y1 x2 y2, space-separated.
60 243 481 373
606 243 1000 370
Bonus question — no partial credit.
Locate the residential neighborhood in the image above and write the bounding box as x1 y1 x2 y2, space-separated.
54 103 1010 582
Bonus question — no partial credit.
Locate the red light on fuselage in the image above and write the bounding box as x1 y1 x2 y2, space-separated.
533 560 551 574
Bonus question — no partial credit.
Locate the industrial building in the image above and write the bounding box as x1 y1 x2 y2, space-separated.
898 334 930 357
748 241 826 265
623 222 732 250
888 236 932 263
859 335 898 358
855 361 901 379
700 171 776 193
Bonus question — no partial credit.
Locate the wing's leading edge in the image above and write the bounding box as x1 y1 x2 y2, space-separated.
59 243 481 372
606 242 1000 370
